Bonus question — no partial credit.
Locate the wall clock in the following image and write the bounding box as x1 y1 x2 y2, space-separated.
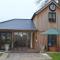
49 3 56 11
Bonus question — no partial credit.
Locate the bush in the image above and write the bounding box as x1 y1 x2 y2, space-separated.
5 39 11 44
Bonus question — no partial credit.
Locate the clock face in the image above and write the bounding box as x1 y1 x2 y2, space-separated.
49 3 56 11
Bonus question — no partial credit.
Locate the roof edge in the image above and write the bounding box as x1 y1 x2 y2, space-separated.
0 18 32 24
32 0 60 20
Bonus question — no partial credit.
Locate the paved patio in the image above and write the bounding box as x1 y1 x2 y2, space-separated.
5 53 52 60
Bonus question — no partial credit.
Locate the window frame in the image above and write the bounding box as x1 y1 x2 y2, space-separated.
48 35 57 47
48 12 56 23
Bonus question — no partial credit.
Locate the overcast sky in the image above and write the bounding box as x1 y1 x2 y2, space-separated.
0 0 58 22
0 0 37 22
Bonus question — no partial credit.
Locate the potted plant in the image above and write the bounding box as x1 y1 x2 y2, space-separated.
4 39 11 51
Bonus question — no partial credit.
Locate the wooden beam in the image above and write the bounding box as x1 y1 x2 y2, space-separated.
30 32 33 48
11 32 14 49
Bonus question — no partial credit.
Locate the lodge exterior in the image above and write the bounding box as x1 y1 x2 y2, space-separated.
0 0 60 52
33 0 60 52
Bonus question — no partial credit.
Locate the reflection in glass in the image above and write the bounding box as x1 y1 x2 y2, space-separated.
0 32 11 50
14 32 31 48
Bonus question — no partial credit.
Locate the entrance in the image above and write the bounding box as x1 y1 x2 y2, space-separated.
48 35 57 51
14 32 31 48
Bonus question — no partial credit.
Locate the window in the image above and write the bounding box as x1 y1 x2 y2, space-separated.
14 32 31 47
48 35 57 47
0 32 11 50
48 12 56 22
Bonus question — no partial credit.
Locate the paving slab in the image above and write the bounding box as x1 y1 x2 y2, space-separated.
6 53 52 60
0 52 8 60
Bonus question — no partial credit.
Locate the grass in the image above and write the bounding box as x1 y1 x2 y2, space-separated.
48 53 60 60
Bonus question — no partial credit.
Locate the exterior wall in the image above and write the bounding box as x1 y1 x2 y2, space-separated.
56 7 60 29
48 7 60 29
33 7 48 31
37 32 48 48
33 7 60 31
57 36 60 49
34 31 48 51
33 7 49 50
33 5 60 51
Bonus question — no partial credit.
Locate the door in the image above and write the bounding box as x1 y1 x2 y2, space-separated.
48 35 57 51
14 32 31 48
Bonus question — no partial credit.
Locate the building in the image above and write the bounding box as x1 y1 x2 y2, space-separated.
0 0 60 52
0 19 37 52
32 0 60 52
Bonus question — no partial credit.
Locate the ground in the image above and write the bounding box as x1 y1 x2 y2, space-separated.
5 53 51 60
48 52 60 60
0 53 3 56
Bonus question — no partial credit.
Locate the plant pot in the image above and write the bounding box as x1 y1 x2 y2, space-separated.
5 44 9 51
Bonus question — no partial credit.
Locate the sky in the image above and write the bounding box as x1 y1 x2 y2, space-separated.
0 0 59 22
0 0 37 22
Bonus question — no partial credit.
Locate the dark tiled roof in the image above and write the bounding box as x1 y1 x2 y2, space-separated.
0 19 36 31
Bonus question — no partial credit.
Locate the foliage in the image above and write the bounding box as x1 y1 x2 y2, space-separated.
36 0 42 4
36 0 60 4
58 0 60 5
5 39 11 44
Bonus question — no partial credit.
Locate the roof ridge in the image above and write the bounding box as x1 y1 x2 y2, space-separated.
0 18 32 24
32 0 60 20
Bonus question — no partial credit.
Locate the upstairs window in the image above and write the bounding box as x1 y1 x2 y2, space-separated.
48 12 56 23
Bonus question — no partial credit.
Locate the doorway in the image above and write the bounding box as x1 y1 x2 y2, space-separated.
48 35 57 51
13 32 31 48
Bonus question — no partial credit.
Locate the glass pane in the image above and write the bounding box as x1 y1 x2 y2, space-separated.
48 35 57 47
49 12 52 19
14 32 31 48
14 32 18 35
0 32 11 50
53 13 56 22
48 12 56 22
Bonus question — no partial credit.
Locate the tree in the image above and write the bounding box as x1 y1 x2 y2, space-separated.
58 0 60 5
36 0 60 5
36 0 41 4
36 0 48 4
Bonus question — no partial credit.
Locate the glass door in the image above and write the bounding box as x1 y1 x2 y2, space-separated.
14 32 31 48
48 35 57 51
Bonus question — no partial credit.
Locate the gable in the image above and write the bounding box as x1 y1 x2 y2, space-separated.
32 0 60 20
